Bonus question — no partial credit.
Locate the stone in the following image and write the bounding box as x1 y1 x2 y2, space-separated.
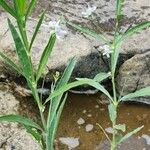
116 51 150 104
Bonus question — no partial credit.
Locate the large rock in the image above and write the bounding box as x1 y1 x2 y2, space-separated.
116 51 150 104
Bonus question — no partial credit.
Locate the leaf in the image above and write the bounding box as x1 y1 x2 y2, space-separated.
111 42 121 75
117 125 144 144
108 103 117 123
17 0 26 16
0 115 42 130
25 0 37 20
118 22 150 43
25 126 42 143
29 11 45 52
120 86 150 102
94 72 111 82
0 51 23 75
47 93 68 150
46 58 76 150
114 124 126 132
66 21 108 43
0 0 16 18
45 78 112 104
8 19 33 81
116 0 125 23
36 32 56 82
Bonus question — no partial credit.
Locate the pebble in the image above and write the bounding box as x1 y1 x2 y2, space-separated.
85 124 94 132
77 117 85 125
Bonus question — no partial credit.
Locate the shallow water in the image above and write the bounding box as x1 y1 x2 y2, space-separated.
56 93 150 150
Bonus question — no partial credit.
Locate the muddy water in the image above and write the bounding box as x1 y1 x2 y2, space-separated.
57 93 150 150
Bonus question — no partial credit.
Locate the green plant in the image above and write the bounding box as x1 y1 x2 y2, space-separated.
44 0 150 150
0 1 112 149
0 1 76 150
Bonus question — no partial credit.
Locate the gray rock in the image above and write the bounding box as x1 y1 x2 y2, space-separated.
117 51 150 104
0 83 40 150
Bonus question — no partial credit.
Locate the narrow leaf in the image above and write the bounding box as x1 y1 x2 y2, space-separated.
46 58 76 150
0 51 23 75
25 0 37 20
116 0 124 23
36 32 56 82
8 19 33 81
0 0 16 18
118 125 144 144
66 21 108 43
29 11 45 52
17 0 26 16
108 103 117 123
120 86 150 101
0 115 42 130
118 22 150 43
45 79 112 104
93 72 111 82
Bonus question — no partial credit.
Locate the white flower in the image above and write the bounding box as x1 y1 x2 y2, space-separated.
99 45 112 58
82 3 97 18
42 20 68 39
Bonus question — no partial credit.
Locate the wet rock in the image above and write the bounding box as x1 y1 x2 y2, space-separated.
117 51 150 104
95 136 150 150
0 83 40 150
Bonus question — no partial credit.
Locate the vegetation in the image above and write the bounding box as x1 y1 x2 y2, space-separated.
0 0 150 150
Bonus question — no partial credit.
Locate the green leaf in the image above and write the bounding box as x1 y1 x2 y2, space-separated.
66 21 108 43
29 11 45 52
117 125 144 144
111 42 121 75
120 86 150 102
108 103 117 123
8 19 33 81
25 0 37 20
94 72 111 82
36 32 56 82
0 51 23 75
0 0 16 18
0 115 42 131
45 78 112 104
17 0 26 16
47 93 68 150
118 22 150 43
25 126 42 142
116 0 125 23
114 124 126 132
46 58 76 150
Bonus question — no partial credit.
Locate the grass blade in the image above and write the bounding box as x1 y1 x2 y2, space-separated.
8 19 33 81
46 58 76 150
0 0 16 18
0 51 23 75
36 32 56 82
29 11 45 52
0 115 42 131
93 72 111 82
117 125 144 144
66 21 108 43
25 0 37 20
118 22 150 43
47 93 68 150
17 0 26 16
120 86 150 102
45 78 112 104
116 0 124 23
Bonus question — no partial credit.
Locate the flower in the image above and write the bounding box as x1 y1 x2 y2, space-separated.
82 3 97 18
99 45 112 58
42 20 68 39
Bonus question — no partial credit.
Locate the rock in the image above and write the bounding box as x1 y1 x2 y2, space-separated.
0 83 40 150
95 136 149 150
116 51 150 104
